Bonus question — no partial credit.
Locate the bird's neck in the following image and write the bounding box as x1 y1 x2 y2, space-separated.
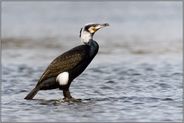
80 32 93 44
87 40 99 58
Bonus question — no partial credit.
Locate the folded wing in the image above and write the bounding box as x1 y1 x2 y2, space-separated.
36 45 90 86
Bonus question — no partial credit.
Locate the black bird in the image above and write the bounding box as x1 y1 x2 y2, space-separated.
24 23 109 101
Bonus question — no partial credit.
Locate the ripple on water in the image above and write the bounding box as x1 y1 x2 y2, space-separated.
2 50 182 122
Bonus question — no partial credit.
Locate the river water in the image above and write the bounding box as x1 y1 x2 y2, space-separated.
2 1 183 122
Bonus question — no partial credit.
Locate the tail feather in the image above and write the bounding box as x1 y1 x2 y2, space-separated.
24 87 39 100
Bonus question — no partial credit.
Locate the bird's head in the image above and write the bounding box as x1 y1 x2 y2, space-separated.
79 23 109 44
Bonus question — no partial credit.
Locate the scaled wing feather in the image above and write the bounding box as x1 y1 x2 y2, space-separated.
37 45 89 86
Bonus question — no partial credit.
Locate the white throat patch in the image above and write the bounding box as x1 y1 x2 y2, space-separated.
80 30 92 44
56 72 69 86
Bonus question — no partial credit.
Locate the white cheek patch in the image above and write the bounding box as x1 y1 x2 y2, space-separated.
56 72 69 86
81 31 92 44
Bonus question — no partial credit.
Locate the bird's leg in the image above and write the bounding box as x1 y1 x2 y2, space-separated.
63 89 72 99
63 90 81 102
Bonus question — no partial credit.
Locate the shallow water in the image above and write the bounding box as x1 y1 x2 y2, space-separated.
2 1 182 122
2 49 182 122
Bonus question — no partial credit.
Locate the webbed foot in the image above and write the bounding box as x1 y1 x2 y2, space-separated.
63 97 81 102
63 90 81 102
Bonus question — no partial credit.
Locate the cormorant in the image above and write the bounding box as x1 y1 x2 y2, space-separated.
24 23 109 101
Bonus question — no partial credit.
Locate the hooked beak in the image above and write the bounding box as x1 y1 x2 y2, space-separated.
95 23 110 30
90 23 109 34
88 23 110 34
101 23 110 27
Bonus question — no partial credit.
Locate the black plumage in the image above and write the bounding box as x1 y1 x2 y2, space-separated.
25 23 109 101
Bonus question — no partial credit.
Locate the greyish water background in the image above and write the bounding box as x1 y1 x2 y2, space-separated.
2 1 183 122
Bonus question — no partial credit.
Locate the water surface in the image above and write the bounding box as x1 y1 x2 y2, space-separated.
2 1 183 122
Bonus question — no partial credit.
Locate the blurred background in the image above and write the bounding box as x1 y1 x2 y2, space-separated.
2 1 182 54
2 1 183 122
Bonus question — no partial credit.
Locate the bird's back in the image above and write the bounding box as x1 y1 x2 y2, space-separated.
36 45 90 86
